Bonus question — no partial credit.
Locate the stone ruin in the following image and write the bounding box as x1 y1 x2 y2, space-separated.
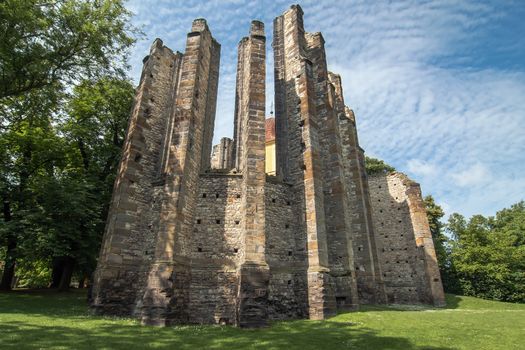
90 5 445 327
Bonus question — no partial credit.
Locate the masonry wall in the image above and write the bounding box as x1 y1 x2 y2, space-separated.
368 173 445 306
265 178 309 319
187 174 243 324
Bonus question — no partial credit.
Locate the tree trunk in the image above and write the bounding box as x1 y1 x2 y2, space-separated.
78 274 89 289
57 256 75 291
0 198 15 290
49 257 65 288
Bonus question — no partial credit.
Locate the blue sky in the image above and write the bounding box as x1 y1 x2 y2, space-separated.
125 0 525 219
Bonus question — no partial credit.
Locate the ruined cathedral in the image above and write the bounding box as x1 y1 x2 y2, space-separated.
91 5 445 327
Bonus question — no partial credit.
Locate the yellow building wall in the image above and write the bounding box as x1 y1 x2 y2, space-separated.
265 140 276 175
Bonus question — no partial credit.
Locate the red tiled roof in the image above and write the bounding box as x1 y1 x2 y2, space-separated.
265 117 275 142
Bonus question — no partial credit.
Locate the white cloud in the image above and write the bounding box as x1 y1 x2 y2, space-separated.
451 163 491 187
407 159 438 178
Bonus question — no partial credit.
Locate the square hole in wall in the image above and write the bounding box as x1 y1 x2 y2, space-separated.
202 193 207 198
235 220 240 225
285 224 290 229
197 219 201 224
197 247 202 252
272 198 276 203
234 248 238 253
216 219 221 224
288 280 292 285
236 194 241 199
216 193 219 198
288 251 293 256
287 201 291 206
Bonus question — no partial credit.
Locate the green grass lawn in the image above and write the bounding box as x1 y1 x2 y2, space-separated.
0 291 524 349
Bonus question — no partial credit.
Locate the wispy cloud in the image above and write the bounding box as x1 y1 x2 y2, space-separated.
125 0 525 218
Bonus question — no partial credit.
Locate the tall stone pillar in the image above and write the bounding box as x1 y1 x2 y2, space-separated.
306 32 360 311
139 19 221 326
234 21 269 327
210 137 234 170
90 38 184 316
329 73 386 304
273 5 336 319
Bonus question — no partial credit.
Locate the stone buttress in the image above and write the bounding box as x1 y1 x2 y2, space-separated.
273 5 336 319
91 19 221 326
233 21 270 327
328 73 387 304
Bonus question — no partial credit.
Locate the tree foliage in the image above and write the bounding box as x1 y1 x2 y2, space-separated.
0 0 136 290
365 156 396 175
0 0 137 99
445 202 525 302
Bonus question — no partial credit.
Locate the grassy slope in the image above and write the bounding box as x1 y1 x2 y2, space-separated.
0 291 524 350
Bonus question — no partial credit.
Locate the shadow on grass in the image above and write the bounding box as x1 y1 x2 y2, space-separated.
354 294 462 313
0 290 457 350
444 294 461 309
0 319 457 350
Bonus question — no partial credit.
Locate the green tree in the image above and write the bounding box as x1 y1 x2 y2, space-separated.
446 202 525 302
0 87 65 290
0 0 137 290
0 0 137 100
51 76 133 290
365 156 396 175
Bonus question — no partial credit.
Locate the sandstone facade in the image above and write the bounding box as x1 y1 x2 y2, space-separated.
90 5 445 327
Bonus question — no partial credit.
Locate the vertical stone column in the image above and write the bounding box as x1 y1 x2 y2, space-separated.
405 182 446 306
139 19 221 326
211 137 234 170
91 39 183 315
307 32 359 311
272 14 289 179
273 5 336 319
201 39 221 171
232 38 246 170
330 72 386 304
234 21 269 327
